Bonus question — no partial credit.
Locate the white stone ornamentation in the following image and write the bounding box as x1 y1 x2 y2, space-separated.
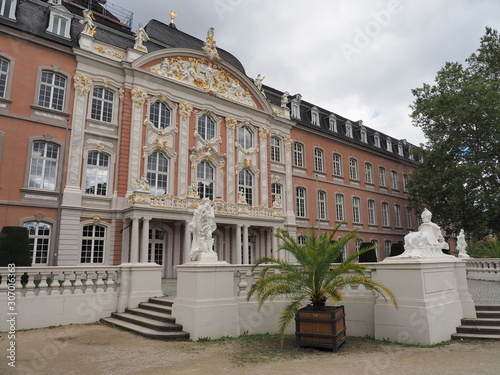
134 24 149 52
457 229 471 258
80 9 96 37
188 198 218 262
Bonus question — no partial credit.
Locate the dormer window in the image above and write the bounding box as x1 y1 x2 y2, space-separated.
374 132 380 148
310 106 319 126
291 94 301 120
328 114 337 132
345 121 353 138
46 5 72 39
397 142 404 156
0 0 17 19
360 126 367 143
386 138 393 152
408 146 414 160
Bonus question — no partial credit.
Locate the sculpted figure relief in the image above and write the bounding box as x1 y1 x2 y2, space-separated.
188 198 218 262
456 229 470 258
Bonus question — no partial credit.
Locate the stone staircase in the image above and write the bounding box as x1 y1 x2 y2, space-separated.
103 297 190 340
452 305 500 340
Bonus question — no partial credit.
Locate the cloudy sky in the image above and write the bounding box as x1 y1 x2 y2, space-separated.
117 0 500 145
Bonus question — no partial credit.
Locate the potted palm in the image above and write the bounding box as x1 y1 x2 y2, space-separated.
247 222 397 351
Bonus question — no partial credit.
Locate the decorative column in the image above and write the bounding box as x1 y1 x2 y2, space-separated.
140 218 150 263
283 136 296 224
242 225 249 264
258 126 269 206
178 102 193 197
129 88 148 192
121 219 131 263
224 225 231 263
225 117 237 203
130 218 140 263
172 222 181 277
235 224 242 264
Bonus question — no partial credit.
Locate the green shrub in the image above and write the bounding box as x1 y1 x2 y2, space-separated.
0 226 31 267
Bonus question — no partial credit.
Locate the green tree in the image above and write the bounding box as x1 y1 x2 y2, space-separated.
409 27 500 239
247 223 397 345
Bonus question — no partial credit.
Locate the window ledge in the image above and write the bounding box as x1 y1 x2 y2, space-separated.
31 105 70 122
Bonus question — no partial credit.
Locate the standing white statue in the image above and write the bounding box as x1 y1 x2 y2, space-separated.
134 24 149 52
392 208 452 258
456 229 470 258
80 9 96 36
188 198 218 262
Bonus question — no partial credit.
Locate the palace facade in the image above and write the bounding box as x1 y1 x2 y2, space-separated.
0 0 418 277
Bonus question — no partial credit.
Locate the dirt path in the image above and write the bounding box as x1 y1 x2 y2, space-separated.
2 323 499 375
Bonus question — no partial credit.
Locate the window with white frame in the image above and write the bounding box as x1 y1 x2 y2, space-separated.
406 206 414 229
148 228 164 265
345 121 353 138
311 106 319 126
291 95 301 119
238 169 253 205
85 151 109 196
317 190 327 220
296 187 306 217
371 239 379 254
29 141 59 190
238 126 253 149
384 240 392 257
91 87 114 123
38 71 66 111
403 173 409 192
270 136 281 162
352 196 361 223
0 57 9 98
271 183 282 206
367 199 376 225
24 221 51 264
47 12 71 38
391 170 398 190
197 114 215 140
147 152 169 195
394 204 402 227
374 133 380 148
314 148 324 172
349 158 358 180
335 193 345 221
297 235 306 245
0 0 17 19
149 101 171 129
293 142 304 167
365 162 373 184
197 161 214 200
378 166 387 187
398 143 404 156
328 114 337 132
386 138 393 152
360 127 367 143
381 202 389 227
333 153 342 176
81 224 105 263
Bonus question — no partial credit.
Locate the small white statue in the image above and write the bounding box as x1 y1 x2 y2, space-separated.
237 189 247 204
456 229 470 258
280 92 289 107
134 24 149 52
254 74 265 91
188 198 218 262
202 27 220 62
134 174 150 192
80 9 96 36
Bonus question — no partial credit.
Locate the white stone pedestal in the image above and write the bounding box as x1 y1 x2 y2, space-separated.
373 258 476 345
173 262 240 340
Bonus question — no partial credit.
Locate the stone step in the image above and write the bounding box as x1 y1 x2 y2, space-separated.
451 332 500 341
138 301 173 315
103 317 189 340
475 304 500 312
461 318 500 327
476 311 500 319
125 307 176 323
110 312 183 332
148 297 175 307
456 325 500 335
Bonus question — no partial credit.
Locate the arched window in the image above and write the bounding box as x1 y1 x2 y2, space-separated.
349 158 358 180
38 71 66 111
149 101 171 129
197 161 214 200
293 142 304 167
197 115 215 140
147 152 169 195
29 141 59 190
368 199 376 225
335 194 345 221
333 153 342 176
238 126 253 149
296 187 306 217
81 224 106 263
317 190 327 220
238 169 253 205
314 148 324 172
85 151 109 196
24 221 51 264
381 202 390 226
352 196 361 223
365 162 373 184
0 57 9 98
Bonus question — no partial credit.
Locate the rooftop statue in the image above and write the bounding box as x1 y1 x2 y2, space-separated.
393 208 453 259
80 9 96 37
188 198 218 262
134 24 149 52
202 27 220 62
456 229 471 258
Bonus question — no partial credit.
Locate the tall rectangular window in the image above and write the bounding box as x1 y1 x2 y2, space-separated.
296 187 306 217
149 102 171 129
352 197 361 223
271 183 282 206
333 153 342 176
314 148 324 172
379 166 386 187
368 199 376 225
0 58 9 98
238 169 253 206
51 15 67 36
391 170 398 190
381 202 389 227
293 142 304 167
335 194 345 221
406 206 414 229
148 229 164 265
395 204 402 227
91 87 114 123
38 72 66 111
349 158 358 180
29 141 59 190
403 174 409 192
270 137 281 162
0 0 15 18
81 225 105 263
85 151 109 196
197 161 214 200
365 162 373 184
317 190 327 220
24 222 51 264
384 240 392 257
197 115 215 140
147 152 169 195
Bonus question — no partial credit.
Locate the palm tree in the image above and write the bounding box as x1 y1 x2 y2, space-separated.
247 222 398 344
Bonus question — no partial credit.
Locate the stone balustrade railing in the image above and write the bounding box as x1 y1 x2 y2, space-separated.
128 193 283 218
465 258 500 281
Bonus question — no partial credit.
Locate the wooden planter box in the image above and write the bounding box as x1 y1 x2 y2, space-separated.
295 305 346 351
